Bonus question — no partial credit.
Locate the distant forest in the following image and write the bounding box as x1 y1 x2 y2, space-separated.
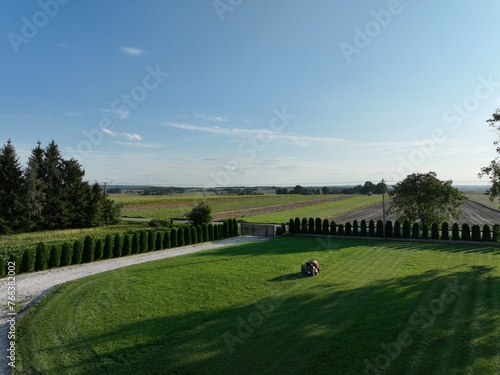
276 181 388 195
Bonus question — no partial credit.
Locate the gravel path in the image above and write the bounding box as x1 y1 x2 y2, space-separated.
0 236 269 375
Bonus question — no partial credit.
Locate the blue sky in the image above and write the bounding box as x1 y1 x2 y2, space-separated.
2 0 500 187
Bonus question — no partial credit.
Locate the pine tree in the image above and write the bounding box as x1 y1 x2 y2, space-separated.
0 140 27 233
24 141 46 231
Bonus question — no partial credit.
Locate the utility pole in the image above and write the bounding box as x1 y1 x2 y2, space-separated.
101 181 112 198
382 178 386 239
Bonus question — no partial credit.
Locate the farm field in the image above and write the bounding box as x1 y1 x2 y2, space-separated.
120 194 382 223
15 237 500 375
333 199 500 226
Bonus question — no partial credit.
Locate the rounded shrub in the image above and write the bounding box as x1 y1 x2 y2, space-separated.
461 223 471 241
411 223 420 239
315 218 322 235
368 220 375 237
493 224 500 242
289 218 295 234
183 226 192 245
9 253 21 274
308 218 315 234
330 221 337 236
190 226 198 244
353 220 359 236
222 221 229 238
103 234 113 258
441 222 449 240
471 225 481 241
385 221 393 238
156 231 163 250
94 238 104 260
0 255 5 277
345 222 352 236
360 220 367 237
294 218 300 234
162 230 171 248
72 240 83 265
170 228 178 247
148 230 156 251
83 236 95 263
452 223 460 241
202 224 209 241
139 231 148 252
60 242 73 267
421 223 429 240
113 234 123 257
207 224 214 241
393 221 401 239
337 224 344 236
301 218 307 234
48 244 61 269
482 224 492 242
376 220 384 238
122 234 132 256
21 247 36 273
227 219 234 238
131 232 140 254
197 225 203 242
177 226 185 246
431 223 439 239
322 219 329 235
402 221 411 239
232 219 238 236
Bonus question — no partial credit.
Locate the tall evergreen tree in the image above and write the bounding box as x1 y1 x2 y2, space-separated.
24 141 46 231
0 140 26 233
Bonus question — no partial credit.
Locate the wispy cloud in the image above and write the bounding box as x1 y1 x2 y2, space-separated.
102 128 142 141
163 122 347 146
64 111 83 117
121 46 146 56
195 113 228 122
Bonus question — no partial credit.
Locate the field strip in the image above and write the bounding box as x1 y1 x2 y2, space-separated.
0 236 269 375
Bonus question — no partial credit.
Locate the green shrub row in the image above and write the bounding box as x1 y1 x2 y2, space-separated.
0 220 238 277
288 217 498 242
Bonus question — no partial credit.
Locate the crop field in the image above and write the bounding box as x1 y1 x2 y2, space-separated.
119 194 382 223
15 237 500 374
333 199 500 226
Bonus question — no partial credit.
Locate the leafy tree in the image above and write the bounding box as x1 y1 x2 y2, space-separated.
373 182 388 195
479 108 500 201
0 140 27 233
186 202 212 226
389 172 465 226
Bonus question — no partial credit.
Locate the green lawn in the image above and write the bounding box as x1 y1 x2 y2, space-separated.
15 237 500 374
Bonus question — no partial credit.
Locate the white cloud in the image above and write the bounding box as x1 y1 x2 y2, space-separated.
121 46 146 56
102 128 142 141
163 122 347 146
195 113 228 122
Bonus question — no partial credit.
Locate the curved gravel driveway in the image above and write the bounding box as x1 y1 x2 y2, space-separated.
0 236 269 375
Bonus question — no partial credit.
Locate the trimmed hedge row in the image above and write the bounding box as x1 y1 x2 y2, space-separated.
0 219 238 277
288 217 498 243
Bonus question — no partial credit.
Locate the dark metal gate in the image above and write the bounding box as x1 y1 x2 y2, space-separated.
239 223 277 237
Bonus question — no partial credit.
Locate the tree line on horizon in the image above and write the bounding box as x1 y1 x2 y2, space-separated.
276 181 388 195
0 139 121 235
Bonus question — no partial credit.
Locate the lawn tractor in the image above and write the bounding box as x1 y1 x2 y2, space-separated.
301 259 320 276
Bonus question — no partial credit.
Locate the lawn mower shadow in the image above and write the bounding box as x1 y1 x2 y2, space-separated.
268 272 303 282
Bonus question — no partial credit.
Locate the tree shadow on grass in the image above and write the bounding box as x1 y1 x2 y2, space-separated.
23 263 500 375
